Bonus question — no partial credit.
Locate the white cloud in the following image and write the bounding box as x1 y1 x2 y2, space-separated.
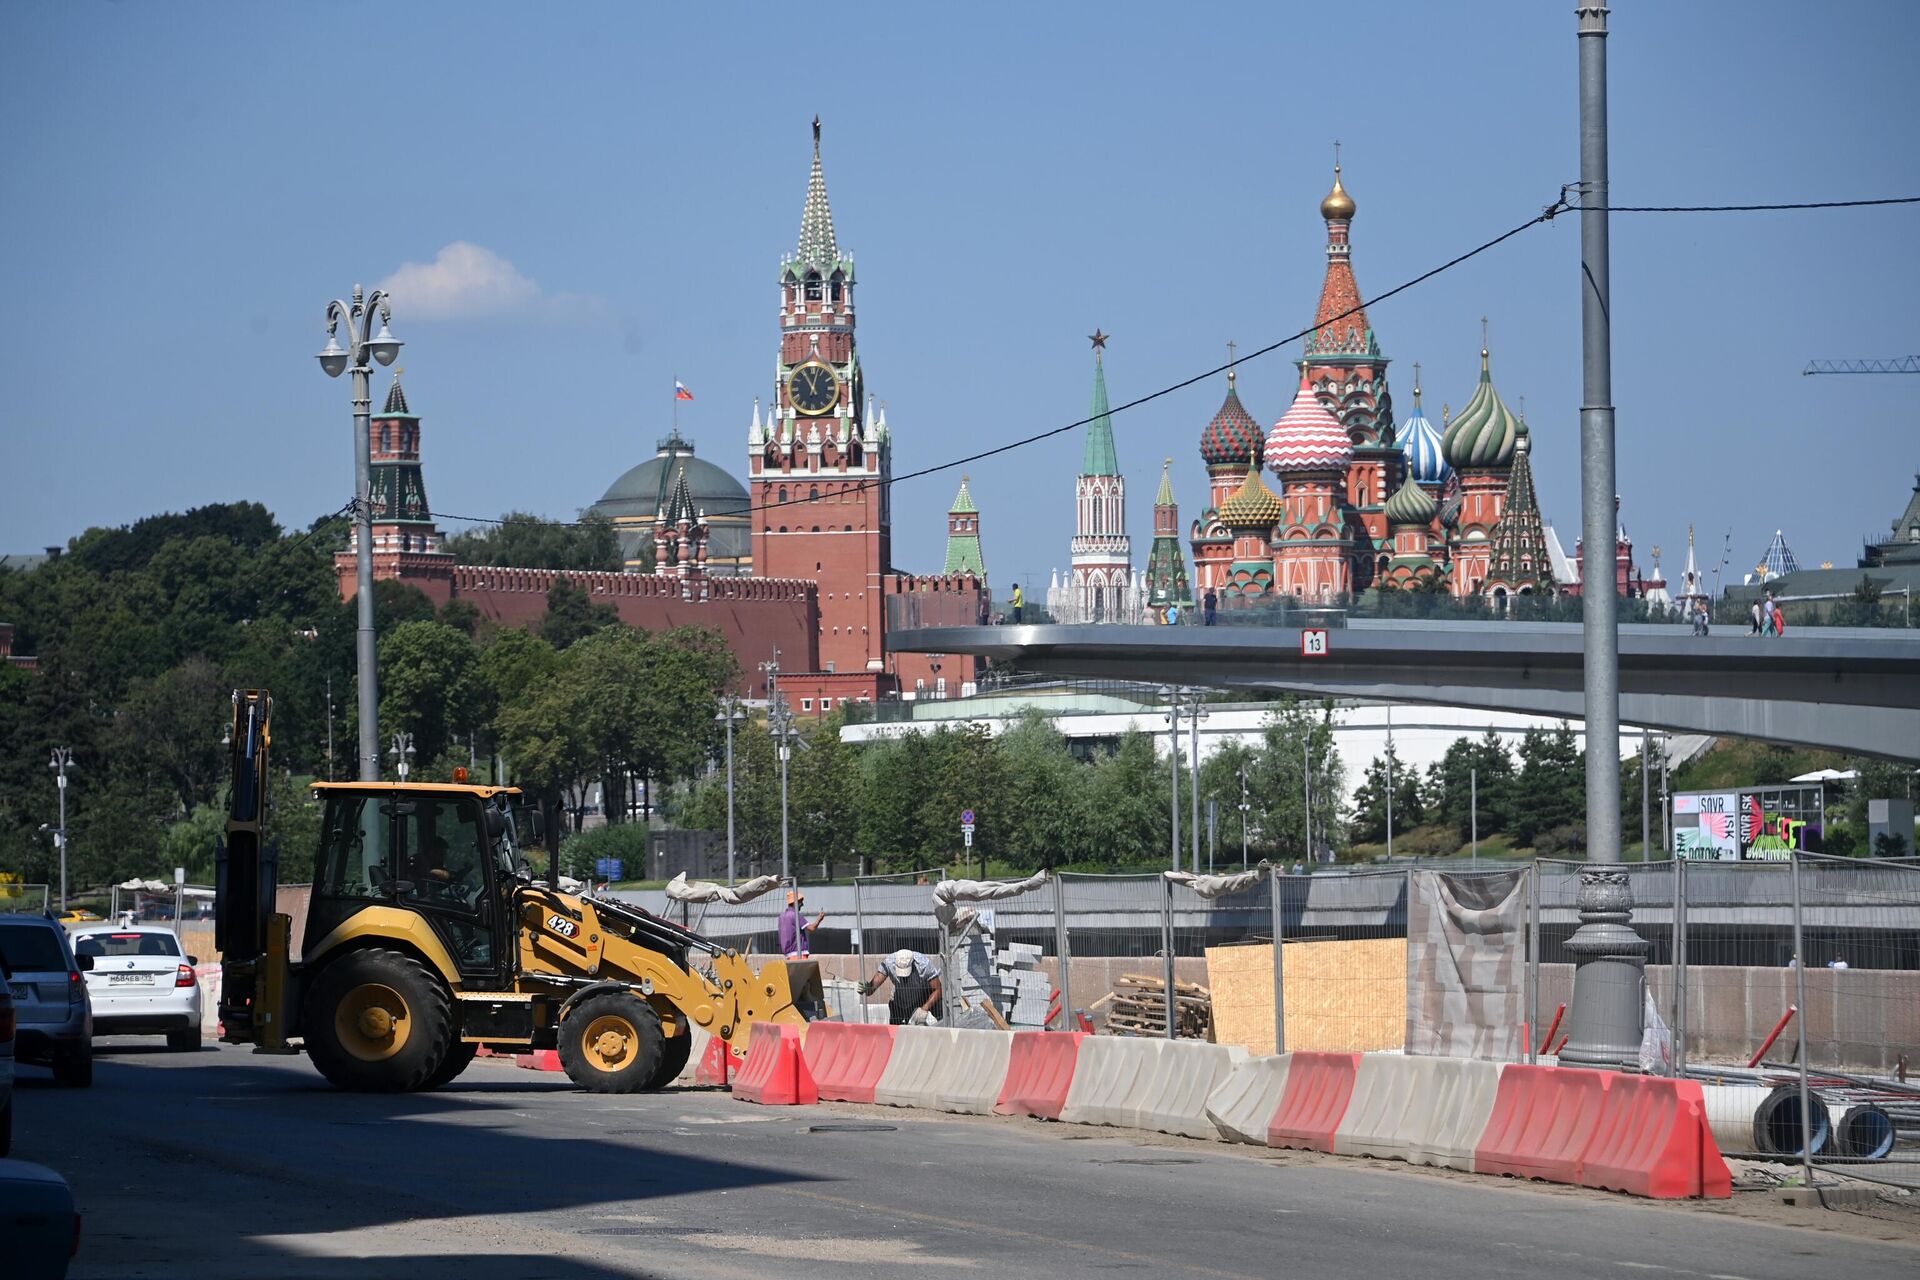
376 242 605 323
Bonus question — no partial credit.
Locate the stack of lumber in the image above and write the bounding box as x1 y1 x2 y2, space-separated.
1104 972 1212 1040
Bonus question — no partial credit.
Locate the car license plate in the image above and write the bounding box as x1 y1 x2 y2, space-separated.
109 973 150 984
6 983 26 1000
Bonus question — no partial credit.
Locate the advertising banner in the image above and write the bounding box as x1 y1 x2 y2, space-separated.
1673 791 1740 860
1737 784 1825 860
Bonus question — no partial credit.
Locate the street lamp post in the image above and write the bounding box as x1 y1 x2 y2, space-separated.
390 732 415 782
1562 1 1650 1070
717 698 746 885
1186 692 1208 876
1161 687 1181 873
1238 766 1251 871
316 284 403 783
759 652 794 882
1386 705 1395 861
49 747 73 911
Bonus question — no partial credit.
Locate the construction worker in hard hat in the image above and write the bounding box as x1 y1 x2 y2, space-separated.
861 949 943 1025
777 889 824 959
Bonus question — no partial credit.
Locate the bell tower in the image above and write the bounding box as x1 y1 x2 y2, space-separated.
748 118 890 678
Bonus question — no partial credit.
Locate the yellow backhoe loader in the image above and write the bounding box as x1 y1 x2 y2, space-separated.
214 690 816 1092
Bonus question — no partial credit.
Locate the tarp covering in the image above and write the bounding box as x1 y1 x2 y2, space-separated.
1164 863 1271 899
116 878 174 892
932 869 1051 930
664 871 782 906
1405 868 1527 1061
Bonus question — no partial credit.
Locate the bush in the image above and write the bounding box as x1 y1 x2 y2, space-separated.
1533 823 1586 858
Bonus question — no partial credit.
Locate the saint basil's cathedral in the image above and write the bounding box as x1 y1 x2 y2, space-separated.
1062 162 1661 615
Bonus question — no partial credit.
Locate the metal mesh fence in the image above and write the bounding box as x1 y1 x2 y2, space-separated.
1784 852 1920 1188
1170 874 1273 1044
942 879 1057 1030
1060 873 1168 1036
0 883 51 913
851 869 946 972
1534 859 1678 1067
1275 868 1410 1055
680 875 796 957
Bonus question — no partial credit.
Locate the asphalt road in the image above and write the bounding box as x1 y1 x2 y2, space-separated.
8 1039 1917 1280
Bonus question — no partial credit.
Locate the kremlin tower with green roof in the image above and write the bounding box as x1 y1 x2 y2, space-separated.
1144 459 1194 614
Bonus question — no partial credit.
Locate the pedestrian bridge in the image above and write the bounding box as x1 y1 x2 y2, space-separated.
886 620 1920 760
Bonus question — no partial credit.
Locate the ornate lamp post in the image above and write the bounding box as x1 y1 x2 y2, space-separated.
1562 2 1650 1069
316 285 403 781
390 732 416 782
717 698 747 885
49 747 74 911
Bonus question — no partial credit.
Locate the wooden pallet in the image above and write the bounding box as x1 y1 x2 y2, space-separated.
1104 973 1213 1040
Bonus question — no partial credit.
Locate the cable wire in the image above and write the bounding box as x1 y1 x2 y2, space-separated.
423 187 1920 529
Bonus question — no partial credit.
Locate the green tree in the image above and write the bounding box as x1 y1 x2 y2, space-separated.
378 621 485 766
1348 744 1421 846
443 511 626 573
1429 731 1516 842
1243 697 1343 863
116 656 229 817
993 710 1091 868
539 575 619 650
1512 725 1584 847
1087 729 1171 867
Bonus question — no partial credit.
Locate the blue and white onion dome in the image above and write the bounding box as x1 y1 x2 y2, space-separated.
1399 377 1451 486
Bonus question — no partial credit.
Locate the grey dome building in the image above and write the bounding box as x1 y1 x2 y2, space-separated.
590 430 752 574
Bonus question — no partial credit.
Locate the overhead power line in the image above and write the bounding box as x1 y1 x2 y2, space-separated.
421 187 1920 529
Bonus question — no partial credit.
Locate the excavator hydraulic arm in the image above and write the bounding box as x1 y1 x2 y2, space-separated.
516 888 814 1058
214 690 286 1048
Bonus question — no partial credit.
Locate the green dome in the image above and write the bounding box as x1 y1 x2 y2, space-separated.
1383 475 1438 526
1441 349 1522 471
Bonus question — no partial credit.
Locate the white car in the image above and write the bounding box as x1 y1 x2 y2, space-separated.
70 928 202 1051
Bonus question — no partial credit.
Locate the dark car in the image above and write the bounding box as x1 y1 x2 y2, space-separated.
1 956 15 1155
0 917 92 1087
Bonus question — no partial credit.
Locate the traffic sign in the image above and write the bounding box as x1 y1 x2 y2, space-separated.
594 858 624 880
964 829 974 848
961 808 976 826
1300 628 1330 658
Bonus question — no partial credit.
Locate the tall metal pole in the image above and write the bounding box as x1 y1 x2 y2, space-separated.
724 704 737 886
50 747 72 912
1270 868 1286 1054
1165 690 1181 872
318 285 400 784
1188 697 1204 876
1640 727 1651 857
1660 733 1672 853
1386 705 1394 860
1471 767 1479 865
1302 738 1313 865
778 722 791 883
1789 852 1814 1187
1240 767 1250 871
1561 1 1649 1070
352 358 379 780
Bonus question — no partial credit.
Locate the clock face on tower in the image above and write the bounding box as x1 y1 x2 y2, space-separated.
787 361 839 416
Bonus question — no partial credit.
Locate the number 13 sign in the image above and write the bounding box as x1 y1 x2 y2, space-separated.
1300 628 1330 658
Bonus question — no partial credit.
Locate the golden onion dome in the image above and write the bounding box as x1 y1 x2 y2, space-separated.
1217 452 1285 529
1320 164 1356 221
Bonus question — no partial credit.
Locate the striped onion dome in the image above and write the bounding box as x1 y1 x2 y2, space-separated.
1399 387 1450 485
1383 474 1438 526
1266 371 1353 474
1199 373 1264 467
1216 452 1285 528
1441 347 1522 470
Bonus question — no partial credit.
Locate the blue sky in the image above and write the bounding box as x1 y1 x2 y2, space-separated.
3 2 1916 595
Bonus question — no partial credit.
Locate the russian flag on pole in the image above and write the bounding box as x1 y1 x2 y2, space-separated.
674 381 695 401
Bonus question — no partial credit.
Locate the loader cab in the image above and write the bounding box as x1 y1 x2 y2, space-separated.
308 784 525 985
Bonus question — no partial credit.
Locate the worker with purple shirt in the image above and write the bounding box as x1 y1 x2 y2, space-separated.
777 889 824 959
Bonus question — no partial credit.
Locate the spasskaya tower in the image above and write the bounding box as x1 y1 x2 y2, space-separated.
749 118 893 682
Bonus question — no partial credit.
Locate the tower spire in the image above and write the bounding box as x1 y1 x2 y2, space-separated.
797 115 839 268
1082 332 1118 476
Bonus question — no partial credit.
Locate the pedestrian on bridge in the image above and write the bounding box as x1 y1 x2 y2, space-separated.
1203 587 1218 626
1749 600 1763 635
1011 584 1024 624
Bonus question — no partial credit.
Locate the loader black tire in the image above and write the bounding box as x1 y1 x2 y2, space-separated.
305 950 452 1093
423 1039 479 1090
644 1027 695 1091
558 992 664 1094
